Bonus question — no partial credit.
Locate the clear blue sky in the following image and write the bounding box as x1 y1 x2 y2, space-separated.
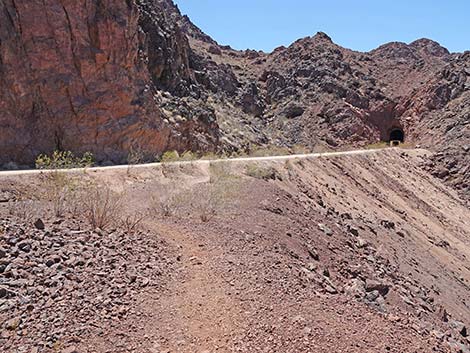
173 0 469 53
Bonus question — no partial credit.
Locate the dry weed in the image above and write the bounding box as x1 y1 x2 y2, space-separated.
120 212 147 234
151 183 187 217
84 186 122 230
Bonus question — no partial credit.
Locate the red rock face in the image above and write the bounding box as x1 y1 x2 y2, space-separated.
0 0 219 164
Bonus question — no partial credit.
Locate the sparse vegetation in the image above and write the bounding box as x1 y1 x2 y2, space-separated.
161 150 181 163
201 152 226 160
248 145 292 157
35 150 94 170
7 199 36 222
245 164 279 181
365 142 389 150
39 172 81 217
151 161 240 222
151 183 187 217
179 151 198 161
127 144 147 175
84 186 122 230
193 163 240 222
121 212 147 234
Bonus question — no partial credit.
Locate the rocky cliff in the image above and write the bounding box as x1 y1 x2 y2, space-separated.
0 0 468 198
0 0 220 165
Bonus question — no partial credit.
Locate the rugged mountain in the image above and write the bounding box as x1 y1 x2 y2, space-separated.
0 0 468 198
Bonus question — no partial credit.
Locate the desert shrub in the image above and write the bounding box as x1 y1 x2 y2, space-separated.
179 151 198 161
365 142 389 150
126 145 147 175
291 144 310 154
38 172 82 217
192 163 240 222
201 152 220 160
121 212 147 234
209 162 238 183
230 150 249 158
7 172 83 219
35 151 94 170
151 184 187 217
249 145 291 157
7 199 37 222
84 186 122 230
161 151 180 163
245 164 279 181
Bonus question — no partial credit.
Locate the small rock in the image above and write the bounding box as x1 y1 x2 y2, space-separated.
344 279 366 298
436 240 450 248
4 317 21 330
365 290 381 302
318 223 333 236
18 241 31 253
365 279 390 296
34 218 45 230
380 220 395 230
307 246 319 261
348 225 359 236
62 346 79 353
356 238 368 248
450 320 468 337
45 258 56 267
307 262 317 272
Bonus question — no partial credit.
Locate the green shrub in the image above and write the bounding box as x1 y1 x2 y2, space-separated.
249 145 291 157
201 152 220 160
365 142 389 150
161 151 180 163
245 164 279 181
179 151 197 161
35 151 94 170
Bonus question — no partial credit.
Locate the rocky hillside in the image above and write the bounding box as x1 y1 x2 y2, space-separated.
0 0 468 197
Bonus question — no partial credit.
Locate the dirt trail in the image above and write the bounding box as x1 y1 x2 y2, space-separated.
148 222 242 353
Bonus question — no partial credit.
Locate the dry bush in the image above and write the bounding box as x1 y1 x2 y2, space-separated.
7 199 37 222
245 164 279 181
38 172 81 217
291 144 310 154
120 212 147 234
192 162 240 222
249 145 291 157
179 151 198 161
201 152 225 160
84 186 122 230
366 141 389 150
151 183 187 217
161 151 180 163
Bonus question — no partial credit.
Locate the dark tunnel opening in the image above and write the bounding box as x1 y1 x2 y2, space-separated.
389 128 405 143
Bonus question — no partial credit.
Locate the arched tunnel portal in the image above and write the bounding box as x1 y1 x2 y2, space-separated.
388 128 405 143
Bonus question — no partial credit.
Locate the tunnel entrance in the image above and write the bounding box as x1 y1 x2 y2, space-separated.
389 128 405 143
